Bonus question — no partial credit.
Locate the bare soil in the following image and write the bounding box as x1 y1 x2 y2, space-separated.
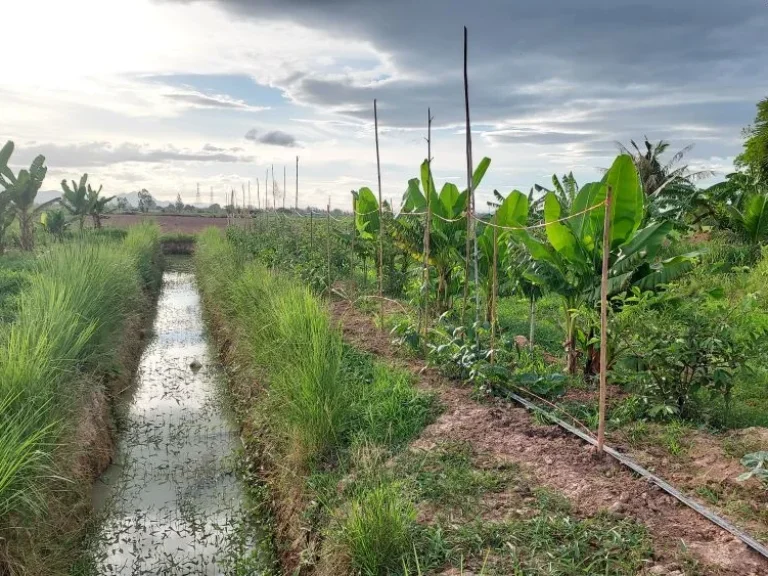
106 213 229 234
329 299 768 576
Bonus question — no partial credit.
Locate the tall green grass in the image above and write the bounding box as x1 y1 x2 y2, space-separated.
196 228 435 573
0 223 160 527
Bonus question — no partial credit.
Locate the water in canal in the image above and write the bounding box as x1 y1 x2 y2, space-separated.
88 260 267 575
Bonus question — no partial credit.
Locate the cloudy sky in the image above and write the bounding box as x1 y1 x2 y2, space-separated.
3 0 767 208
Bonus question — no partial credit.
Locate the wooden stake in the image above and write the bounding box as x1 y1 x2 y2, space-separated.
597 186 613 454
295 156 299 210
257 178 260 210
422 108 433 337
374 99 384 333
490 215 499 364
283 165 286 210
351 191 357 286
310 209 314 250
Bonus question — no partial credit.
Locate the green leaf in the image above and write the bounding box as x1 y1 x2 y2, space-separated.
0 141 14 183
439 183 461 216
619 220 674 261
471 157 492 190
604 154 643 246
400 178 425 213
495 190 528 229
355 187 379 239
544 193 584 264
741 194 768 243
570 181 606 249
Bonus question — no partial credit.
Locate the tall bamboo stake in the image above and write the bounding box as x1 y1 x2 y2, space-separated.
597 186 613 454
310 209 314 250
490 215 499 364
351 192 357 286
462 26 480 343
257 178 260 210
327 198 332 298
271 164 275 210
248 180 251 210
374 99 384 333
422 108 433 337
295 156 299 210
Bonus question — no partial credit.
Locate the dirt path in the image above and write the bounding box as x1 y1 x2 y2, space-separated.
330 300 768 576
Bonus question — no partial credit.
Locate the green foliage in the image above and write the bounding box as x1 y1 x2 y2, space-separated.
613 288 763 422
736 97 768 184
0 226 160 535
340 483 417 576
40 208 69 240
737 452 768 486
196 229 433 466
0 140 54 250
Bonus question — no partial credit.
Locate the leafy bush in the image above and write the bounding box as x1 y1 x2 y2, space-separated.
614 288 763 423
738 452 768 486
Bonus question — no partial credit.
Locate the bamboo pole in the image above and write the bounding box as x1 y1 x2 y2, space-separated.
351 192 357 286
374 99 384 333
310 209 314 250
257 178 260 210
490 215 499 364
422 108 433 337
295 156 299 210
283 165 286 210
462 26 480 344
597 185 613 454
327 198 332 298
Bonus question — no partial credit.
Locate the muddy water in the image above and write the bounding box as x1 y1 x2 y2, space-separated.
89 261 262 575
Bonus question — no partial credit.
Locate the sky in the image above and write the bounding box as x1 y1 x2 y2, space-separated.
2 0 767 209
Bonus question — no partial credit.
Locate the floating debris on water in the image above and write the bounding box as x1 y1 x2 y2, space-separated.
87 266 266 575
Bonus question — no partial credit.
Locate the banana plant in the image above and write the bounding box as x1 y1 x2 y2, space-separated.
87 183 114 229
398 157 491 313
512 154 697 374
0 140 55 250
0 189 14 254
60 174 90 230
41 209 69 240
477 189 529 320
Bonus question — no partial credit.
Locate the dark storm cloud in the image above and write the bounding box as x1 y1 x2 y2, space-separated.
245 128 299 147
12 142 254 167
168 0 768 168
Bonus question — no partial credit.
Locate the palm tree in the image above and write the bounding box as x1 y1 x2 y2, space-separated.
618 137 713 221
61 174 90 230
0 141 55 250
86 184 114 229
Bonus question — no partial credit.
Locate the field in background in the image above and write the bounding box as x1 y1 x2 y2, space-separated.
106 213 229 234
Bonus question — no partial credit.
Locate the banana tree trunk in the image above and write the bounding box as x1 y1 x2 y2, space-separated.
19 208 33 251
92 213 102 229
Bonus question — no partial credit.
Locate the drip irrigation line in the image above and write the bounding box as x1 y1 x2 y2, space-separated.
492 384 768 561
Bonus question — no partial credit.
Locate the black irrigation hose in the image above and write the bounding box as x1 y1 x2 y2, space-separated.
493 385 768 561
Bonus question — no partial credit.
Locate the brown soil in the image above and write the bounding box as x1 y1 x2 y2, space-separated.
106 213 229 234
329 299 768 576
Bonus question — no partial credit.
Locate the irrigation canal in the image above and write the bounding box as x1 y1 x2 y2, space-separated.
87 259 266 575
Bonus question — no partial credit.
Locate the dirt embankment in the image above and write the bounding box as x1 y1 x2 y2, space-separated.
329 300 768 576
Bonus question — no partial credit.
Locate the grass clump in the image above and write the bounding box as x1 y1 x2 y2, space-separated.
339 483 417 576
